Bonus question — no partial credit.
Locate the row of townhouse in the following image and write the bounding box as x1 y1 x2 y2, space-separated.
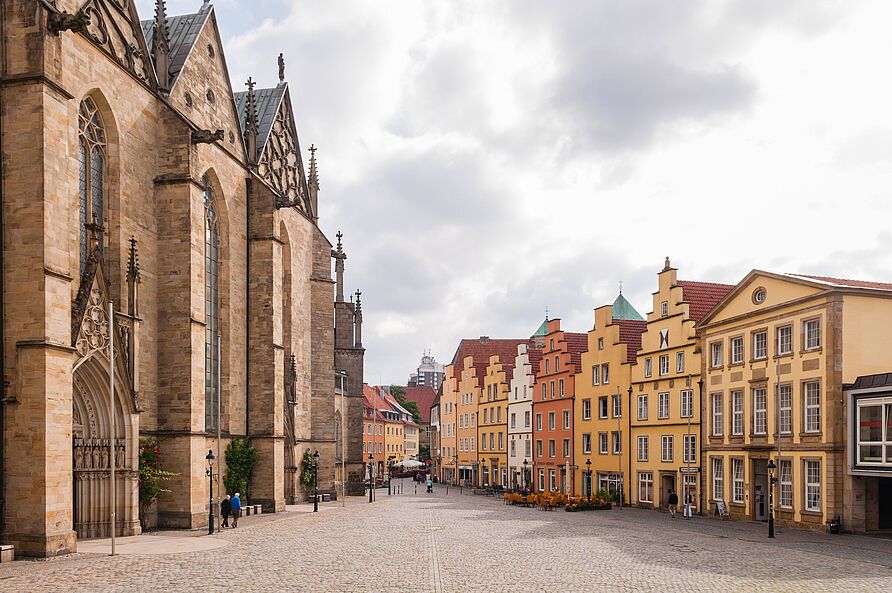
362 385 420 477
429 258 892 533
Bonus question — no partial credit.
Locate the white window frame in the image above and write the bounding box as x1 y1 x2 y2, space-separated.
661 435 673 462
644 358 652 378
602 364 609 385
676 351 685 373
658 354 669 376
582 433 592 454
536 413 542 431
612 431 621 455
730 336 744 364
563 410 570 430
778 384 792 435
680 389 693 419
658 392 670 420
753 388 767 435
683 434 696 463
548 439 556 458
779 459 792 508
732 391 744 436
638 394 648 421
804 318 821 350
599 396 609 419
661 301 668 317
548 411 555 431
804 381 821 433
582 399 591 420
753 331 767 360
638 472 653 503
599 432 608 455
805 460 821 512
612 394 622 418
711 393 723 437
732 458 744 504
710 341 723 368
712 457 724 501
592 365 600 386
637 435 648 462
777 325 793 355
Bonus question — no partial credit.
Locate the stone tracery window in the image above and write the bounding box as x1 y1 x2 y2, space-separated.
204 177 220 432
78 97 106 275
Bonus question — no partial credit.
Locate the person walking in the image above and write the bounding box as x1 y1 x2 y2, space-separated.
231 492 242 528
220 494 231 528
426 476 433 494
667 489 679 518
683 491 693 519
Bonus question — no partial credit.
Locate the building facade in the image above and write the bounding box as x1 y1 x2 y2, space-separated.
408 352 446 391
630 260 732 512
573 294 645 500
699 271 892 531
479 354 511 487
0 1 365 555
439 365 459 484
508 342 540 489
532 320 587 493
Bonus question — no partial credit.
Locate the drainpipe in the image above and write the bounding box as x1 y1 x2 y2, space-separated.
244 177 251 439
697 378 704 515
0 2 7 535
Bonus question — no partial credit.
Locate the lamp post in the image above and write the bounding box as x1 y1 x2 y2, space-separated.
623 386 632 509
522 459 529 493
312 450 320 513
205 450 215 535
368 453 374 503
387 455 395 495
767 458 777 538
585 458 593 502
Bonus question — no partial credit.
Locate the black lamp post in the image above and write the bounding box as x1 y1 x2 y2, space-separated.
767 458 777 538
312 450 320 513
522 459 528 493
205 449 215 535
387 455 395 495
368 453 374 503
585 458 593 502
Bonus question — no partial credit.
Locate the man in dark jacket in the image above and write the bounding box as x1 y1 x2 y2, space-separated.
221 494 231 528
667 490 679 518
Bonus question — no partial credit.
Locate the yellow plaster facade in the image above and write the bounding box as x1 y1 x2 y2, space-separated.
479 355 510 487
457 356 481 484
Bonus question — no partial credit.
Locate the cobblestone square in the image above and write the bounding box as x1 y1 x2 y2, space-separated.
1 485 891 593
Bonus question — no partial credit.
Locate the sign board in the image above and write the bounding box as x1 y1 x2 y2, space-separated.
713 499 730 518
679 466 700 475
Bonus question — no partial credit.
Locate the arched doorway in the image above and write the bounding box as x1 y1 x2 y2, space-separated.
71 248 141 539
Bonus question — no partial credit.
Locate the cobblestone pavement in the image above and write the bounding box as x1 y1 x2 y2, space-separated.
1 484 891 592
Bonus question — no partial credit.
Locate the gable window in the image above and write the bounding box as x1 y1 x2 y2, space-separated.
730 336 744 364
78 97 107 275
753 331 767 360
559 379 565 397
658 392 670 419
804 318 821 350
599 397 608 419
601 364 609 385
598 337 604 350
582 399 592 420
203 176 220 432
777 325 793 355
545 359 550 374
637 394 648 420
644 358 653 378
753 388 767 435
661 301 668 317
592 365 600 386
710 341 723 368
804 381 821 433
541 383 546 400
676 352 685 374
659 354 669 376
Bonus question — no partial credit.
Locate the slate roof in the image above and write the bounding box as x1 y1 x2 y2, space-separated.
787 274 892 291
141 10 210 84
850 373 892 390
614 319 647 363
677 280 735 322
233 85 287 161
531 319 549 338
450 338 529 386
612 293 644 321
399 386 438 424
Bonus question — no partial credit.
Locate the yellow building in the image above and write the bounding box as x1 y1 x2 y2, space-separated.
573 294 645 500
480 354 511 487
699 271 892 531
630 259 733 512
439 365 459 484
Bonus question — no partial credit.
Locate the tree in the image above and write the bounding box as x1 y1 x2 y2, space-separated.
395 394 422 424
223 438 258 500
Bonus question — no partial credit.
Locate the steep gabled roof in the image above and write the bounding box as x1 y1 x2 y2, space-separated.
451 338 528 385
141 9 210 85
614 319 647 363
564 332 589 374
532 318 549 338
527 345 543 376
233 85 287 162
677 280 735 322
612 293 644 321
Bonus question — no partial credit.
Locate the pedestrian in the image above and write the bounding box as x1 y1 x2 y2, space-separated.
231 492 241 528
684 491 693 519
667 489 679 518
426 476 433 493
221 494 231 528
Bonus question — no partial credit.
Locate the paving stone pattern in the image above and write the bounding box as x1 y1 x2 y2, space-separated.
1 485 891 592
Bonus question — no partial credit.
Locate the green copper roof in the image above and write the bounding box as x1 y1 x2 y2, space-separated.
612 293 644 321
532 318 549 337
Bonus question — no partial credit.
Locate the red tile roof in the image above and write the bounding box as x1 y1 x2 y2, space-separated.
527 345 543 376
450 338 530 386
789 274 892 291
564 332 589 374
677 280 735 322
614 319 647 363
362 384 388 422
399 386 437 423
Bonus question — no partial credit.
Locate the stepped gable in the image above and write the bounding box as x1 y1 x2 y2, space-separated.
677 280 735 322
141 9 209 84
614 319 647 363
451 338 528 386
563 332 589 374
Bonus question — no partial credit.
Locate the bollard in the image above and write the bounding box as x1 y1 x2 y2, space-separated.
415 484 417 495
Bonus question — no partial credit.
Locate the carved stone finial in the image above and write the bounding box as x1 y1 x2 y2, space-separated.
663 256 671 271
278 53 286 83
153 0 171 92
355 289 362 312
191 129 225 144
308 144 319 190
127 236 141 283
47 10 91 36
244 77 259 165
336 231 343 253
619 280 623 296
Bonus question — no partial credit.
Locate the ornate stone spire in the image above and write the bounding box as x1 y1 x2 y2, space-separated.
127 236 141 317
354 289 363 348
278 53 286 84
244 77 259 166
153 0 171 92
332 230 347 302
308 144 320 221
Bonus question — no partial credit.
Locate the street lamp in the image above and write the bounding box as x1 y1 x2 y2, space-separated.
312 450 320 513
767 458 777 538
585 458 593 502
387 455 395 495
522 459 529 493
367 453 374 503
205 450 215 535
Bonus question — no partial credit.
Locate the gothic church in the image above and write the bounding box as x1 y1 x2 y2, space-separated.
0 0 366 556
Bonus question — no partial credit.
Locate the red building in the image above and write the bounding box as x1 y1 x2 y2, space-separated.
532 319 588 493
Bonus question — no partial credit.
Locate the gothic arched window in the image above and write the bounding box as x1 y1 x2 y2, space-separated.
204 177 220 431
78 97 106 274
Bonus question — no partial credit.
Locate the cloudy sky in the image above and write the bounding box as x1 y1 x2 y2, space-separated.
141 0 892 385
